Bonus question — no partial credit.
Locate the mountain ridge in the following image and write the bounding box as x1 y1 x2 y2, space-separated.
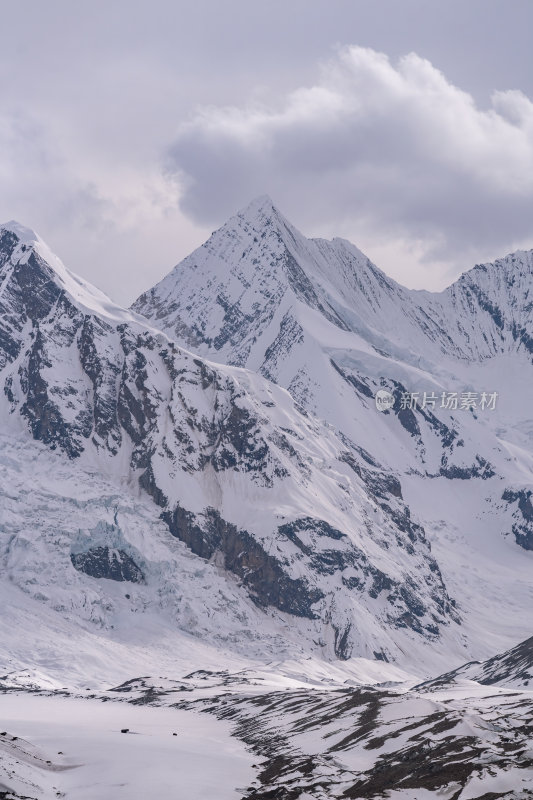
132 197 533 362
1 208 533 675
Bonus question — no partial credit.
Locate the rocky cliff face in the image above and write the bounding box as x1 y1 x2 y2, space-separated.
71 546 145 583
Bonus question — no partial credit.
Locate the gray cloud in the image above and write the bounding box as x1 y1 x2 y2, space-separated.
168 46 533 287
0 106 211 304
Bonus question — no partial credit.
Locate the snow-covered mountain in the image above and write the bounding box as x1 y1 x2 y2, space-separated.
0 219 466 675
133 195 533 367
133 195 533 468
2 206 533 673
132 197 533 660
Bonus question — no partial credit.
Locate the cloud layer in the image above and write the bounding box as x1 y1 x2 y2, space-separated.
169 46 533 286
0 105 212 304
2 1 532 300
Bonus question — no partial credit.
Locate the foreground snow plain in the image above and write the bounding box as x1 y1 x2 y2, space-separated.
0 694 256 800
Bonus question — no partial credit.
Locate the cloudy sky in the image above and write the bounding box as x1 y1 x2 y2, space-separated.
2 1 532 303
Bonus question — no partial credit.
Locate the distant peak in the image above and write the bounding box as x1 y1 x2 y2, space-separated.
1 219 41 246
1 220 142 325
455 246 533 287
238 194 278 220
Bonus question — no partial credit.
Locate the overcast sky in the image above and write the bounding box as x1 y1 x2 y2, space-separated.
1 1 532 304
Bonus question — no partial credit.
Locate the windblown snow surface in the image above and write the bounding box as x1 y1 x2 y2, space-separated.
2 204 533 798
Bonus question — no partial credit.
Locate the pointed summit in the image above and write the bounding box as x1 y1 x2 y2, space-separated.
132 193 393 373
1 219 41 246
240 193 276 216
233 193 293 235
235 193 290 225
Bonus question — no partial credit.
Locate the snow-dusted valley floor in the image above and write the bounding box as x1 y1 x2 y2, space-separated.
3 665 533 800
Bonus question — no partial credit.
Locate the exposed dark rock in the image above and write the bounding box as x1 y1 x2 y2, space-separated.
511 321 533 355
71 546 144 583
440 456 495 480
20 329 86 458
260 312 304 383
468 284 505 330
278 518 346 547
162 505 323 618
12 249 63 321
210 404 270 475
78 316 122 453
338 449 403 502
139 463 168 508
397 406 421 437
330 359 374 399
502 489 533 550
333 623 353 660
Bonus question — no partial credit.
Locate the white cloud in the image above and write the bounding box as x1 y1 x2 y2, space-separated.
169 46 533 288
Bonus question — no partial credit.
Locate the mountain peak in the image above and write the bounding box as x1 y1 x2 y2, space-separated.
1 218 67 279
234 194 295 234
239 194 277 218
0 219 138 324
1 219 41 246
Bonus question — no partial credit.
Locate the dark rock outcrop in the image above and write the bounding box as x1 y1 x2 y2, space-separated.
502 488 533 550
71 546 144 583
162 505 323 618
